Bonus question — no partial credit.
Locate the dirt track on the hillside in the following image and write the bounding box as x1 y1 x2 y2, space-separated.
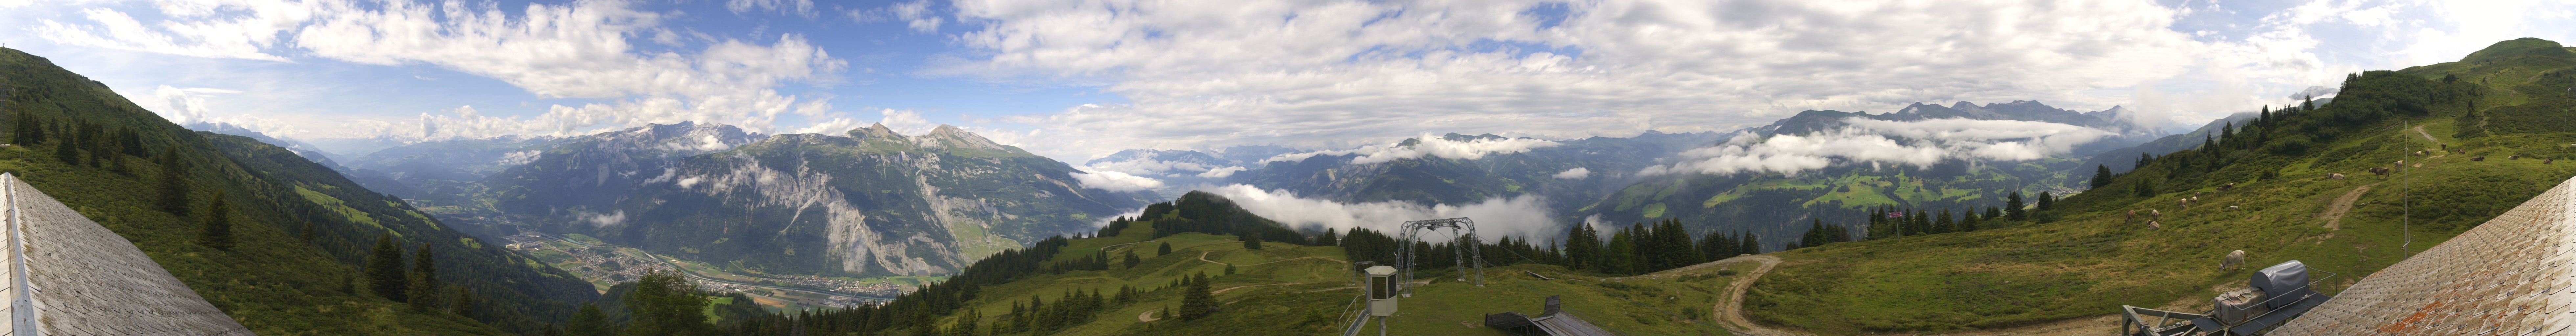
2322 184 2377 231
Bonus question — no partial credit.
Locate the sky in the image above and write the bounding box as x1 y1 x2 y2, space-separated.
1 0 2571 163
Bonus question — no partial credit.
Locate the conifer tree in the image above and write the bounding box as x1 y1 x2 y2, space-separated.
1179 273 1215 320
626 270 713 336
1317 228 1339 246
299 221 319 242
2036 192 2055 211
368 234 409 302
2091 165 2114 189
409 243 439 310
1157 242 1172 256
157 147 189 216
1737 232 1759 255
1223 263 1235 275
2005 192 2027 220
1122 251 1140 269
1933 209 1954 234
52 130 77 165
566 303 610 336
199 191 233 251
1242 232 1262 250
449 287 476 318
2135 178 2157 197
1564 224 1601 271
1601 229 1635 275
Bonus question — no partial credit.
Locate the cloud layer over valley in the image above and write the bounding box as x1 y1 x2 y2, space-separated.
1641 118 2116 176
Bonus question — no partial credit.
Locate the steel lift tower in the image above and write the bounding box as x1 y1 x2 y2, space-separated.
1397 217 1489 295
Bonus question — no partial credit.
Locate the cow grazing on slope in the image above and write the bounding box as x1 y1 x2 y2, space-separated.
2147 220 2162 230
2222 250 2247 270
2369 167 2391 175
2473 156 2486 161
2330 173 2347 180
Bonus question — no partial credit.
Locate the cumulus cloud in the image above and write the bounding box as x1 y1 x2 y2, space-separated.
726 0 816 18
36 0 850 141
1552 167 1590 180
1263 134 1559 164
847 0 942 33
496 150 544 166
1088 159 1215 177
1070 170 1165 192
1196 166 1247 178
1640 118 2113 176
1201 184 1562 243
584 210 627 227
944 0 2319 159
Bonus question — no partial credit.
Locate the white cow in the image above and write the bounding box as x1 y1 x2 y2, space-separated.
2221 250 2248 270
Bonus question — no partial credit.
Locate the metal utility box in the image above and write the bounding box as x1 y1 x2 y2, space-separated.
1367 265 1398 316
2250 260 2311 308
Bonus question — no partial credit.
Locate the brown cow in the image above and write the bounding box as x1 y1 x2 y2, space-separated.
2369 167 2390 175
2127 210 2138 224
2511 155 2521 160
2148 220 2163 230
2473 156 2486 161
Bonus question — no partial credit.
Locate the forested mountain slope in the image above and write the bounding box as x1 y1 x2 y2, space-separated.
0 47 594 335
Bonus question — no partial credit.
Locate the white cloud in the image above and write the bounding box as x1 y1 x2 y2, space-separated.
876 109 935 136
496 150 543 166
726 0 816 18
1640 118 2112 176
951 0 2245 159
36 6 298 61
1070 170 1165 192
1201 184 1561 242
584 210 626 227
1263 134 1559 164
848 0 942 33
1552 167 1589 179
1195 166 1247 178
35 0 851 141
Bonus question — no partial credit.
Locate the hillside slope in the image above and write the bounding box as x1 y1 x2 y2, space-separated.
0 47 594 335
1737 37 2576 334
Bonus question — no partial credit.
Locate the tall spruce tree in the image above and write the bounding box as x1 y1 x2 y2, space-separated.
198 191 232 250
2005 192 2027 220
566 303 610 336
2036 192 2055 211
367 234 409 302
627 270 713 336
156 147 189 216
1564 224 1601 271
1157 242 1172 256
1179 273 1215 320
2092 165 2114 189
1601 229 1636 275
409 243 439 310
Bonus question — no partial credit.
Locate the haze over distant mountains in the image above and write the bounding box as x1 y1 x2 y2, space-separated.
235 98 2244 258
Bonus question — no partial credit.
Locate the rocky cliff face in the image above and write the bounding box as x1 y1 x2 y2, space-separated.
522 124 1150 276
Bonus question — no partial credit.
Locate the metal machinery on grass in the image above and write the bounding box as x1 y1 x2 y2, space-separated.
2121 260 2338 336
1341 217 1493 336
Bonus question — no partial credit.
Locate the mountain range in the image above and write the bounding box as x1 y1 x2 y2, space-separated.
288 98 2192 275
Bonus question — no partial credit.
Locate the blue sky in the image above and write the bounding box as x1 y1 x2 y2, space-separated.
1 0 2571 163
